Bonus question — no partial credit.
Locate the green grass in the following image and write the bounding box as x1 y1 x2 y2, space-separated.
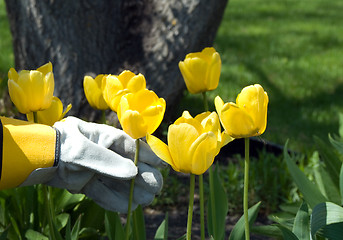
0 0 13 86
180 0 343 151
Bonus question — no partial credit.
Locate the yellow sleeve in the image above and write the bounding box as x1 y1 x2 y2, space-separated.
0 117 58 189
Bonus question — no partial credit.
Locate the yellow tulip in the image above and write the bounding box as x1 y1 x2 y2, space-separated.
147 111 232 175
8 62 54 114
26 96 72 126
215 84 269 138
102 70 146 112
117 89 165 139
83 74 109 110
179 47 221 94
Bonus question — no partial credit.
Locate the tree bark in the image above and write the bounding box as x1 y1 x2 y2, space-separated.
5 0 228 120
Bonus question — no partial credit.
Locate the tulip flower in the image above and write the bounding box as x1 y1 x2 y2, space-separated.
8 62 54 114
147 111 230 175
215 84 268 138
117 89 165 139
83 74 109 110
102 70 146 112
26 96 72 126
179 47 221 94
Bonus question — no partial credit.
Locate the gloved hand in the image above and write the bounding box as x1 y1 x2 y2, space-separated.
21 116 164 213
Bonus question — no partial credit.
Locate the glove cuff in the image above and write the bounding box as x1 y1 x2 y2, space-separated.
0 117 58 189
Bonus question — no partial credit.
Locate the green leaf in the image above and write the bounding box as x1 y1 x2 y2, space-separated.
54 189 85 211
154 212 168 240
338 112 343 138
55 213 69 231
292 202 310 240
25 230 49 240
314 136 341 188
329 134 343 162
311 202 343 238
207 166 228 240
105 211 124 240
310 151 341 204
176 234 186 240
229 201 261 240
284 141 327 209
132 205 146 240
252 225 283 238
70 215 82 240
340 164 343 205
277 225 299 240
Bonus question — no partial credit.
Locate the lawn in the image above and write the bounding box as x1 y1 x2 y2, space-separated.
180 0 343 152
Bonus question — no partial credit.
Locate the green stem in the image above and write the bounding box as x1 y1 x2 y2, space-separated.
43 185 56 240
101 110 106 124
33 111 38 123
201 91 208 240
208 166 217 235
125 139 140 240
201 92 209 112
199 174 205 240
187 174 195 240
244 138 250 240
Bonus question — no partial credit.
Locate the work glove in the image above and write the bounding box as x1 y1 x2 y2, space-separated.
21 116 164 213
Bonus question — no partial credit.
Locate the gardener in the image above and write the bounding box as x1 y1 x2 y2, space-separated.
0 116 164 213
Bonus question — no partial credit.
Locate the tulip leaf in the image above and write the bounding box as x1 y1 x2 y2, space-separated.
132 205 146 240
276 225 299 240
251 225 283 238
105 211 124 240
311 202 343 238
328 134 343 162
65 214 81 240
314 136 341 190
284 141 327 209
340 164 343 205
229 201 261 240
154 212 168 240
207 165 228 240
292 202 310 240
25 229 49 240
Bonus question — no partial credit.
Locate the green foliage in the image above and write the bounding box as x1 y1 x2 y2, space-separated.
207 166 228 240
229 202 261 240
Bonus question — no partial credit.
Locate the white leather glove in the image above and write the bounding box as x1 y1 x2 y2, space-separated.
21 116 164 213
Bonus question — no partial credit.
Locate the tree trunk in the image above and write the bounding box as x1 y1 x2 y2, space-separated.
5 0 228 120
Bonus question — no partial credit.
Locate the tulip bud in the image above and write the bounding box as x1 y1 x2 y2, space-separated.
8 62 54 114
117 89 166 139
147 111 233 175
179 47 221 94
215 84 268 138
102 70 146 112
83 74 109 110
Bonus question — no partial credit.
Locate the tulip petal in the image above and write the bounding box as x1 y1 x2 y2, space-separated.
168 123 199 174
36 62 53 75
220 103 258 138
214 96 224 116
29 70 45 111
8 68 18 82
118 70 136 87
8 79 29 113
190 132 217 175
237 84 268 135
127 73 146 92
146 134 174 168
120 110 147 139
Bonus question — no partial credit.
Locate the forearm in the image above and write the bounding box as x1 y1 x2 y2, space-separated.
0 117 58 189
